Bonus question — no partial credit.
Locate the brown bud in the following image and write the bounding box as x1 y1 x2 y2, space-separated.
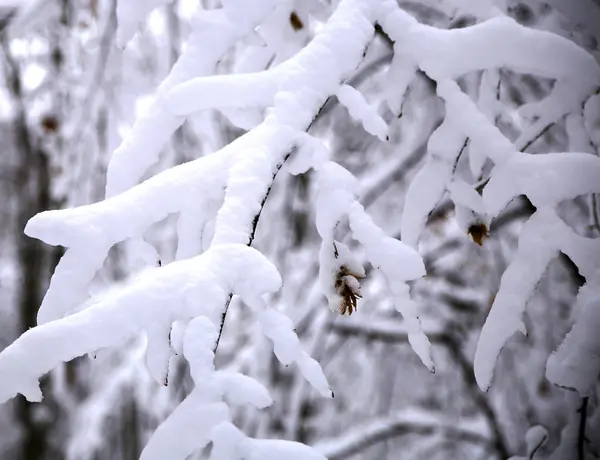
334 266 364 316
468 223 489 246
290 11 303 31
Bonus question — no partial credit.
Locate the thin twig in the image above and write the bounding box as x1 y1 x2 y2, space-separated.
578 397 589 460
443 334 510 459
212 150 293 352
516 121 554 153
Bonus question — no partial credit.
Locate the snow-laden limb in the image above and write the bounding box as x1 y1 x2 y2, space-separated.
383 46 417 116
0 244 281 404
286 132 329 176
210 422 327 460
449 180 490 244
400 116 466 249
3 2 389 458
145 320 172 386
210 124 297 246
19 0 378 394
313 408 491 460
140 316 326 460
347 201 432 370
26 149 230 249
167 70 282 115
140 317 281 460
474 209 562 391
245 296 333 398
483 151 600 217
313 159 432 368
469 69 502 177
546 277 600 396
25 147 230 324
314 162 362 314
508 425 549 460
175 198 220 261
474 208 600 391
377 4 600 84
376 1 600 146
437 80 514 165
336 84 388 140
106 1 283 197
448 180 485 215
115 0 171 47
169 0 376 127
168 0 377 251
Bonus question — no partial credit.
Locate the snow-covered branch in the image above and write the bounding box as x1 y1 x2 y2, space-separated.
329 317 447 343
314 408 491 460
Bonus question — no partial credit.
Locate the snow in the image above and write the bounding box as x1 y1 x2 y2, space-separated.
483 151 600 217
167 70 282 115
210 422 327 460
336 84 388 140
400 116 466 249
141 316 326 460
313 155 432 368
546 277 600 396
379 7 600 84
286 132 329 176
447 180 486 215
145 320 172 386
437 80 514 165
375 0 600 394
106 2 284 198
384 46 417 116
525 425 548 453
25 146 230 324
0 244 281 404
474 207 600 391
247 296 333 398
469 69 501 177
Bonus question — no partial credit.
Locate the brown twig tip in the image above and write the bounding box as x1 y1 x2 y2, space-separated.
290 11 303 31
40 114 60 133
334 266 364 316
468 222 489 246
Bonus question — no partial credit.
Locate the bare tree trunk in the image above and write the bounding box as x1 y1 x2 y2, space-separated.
1 22 66 460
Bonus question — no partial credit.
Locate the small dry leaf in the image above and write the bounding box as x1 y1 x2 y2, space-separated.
290 11 304 31
334 266 364 316
468 223 489 246
40 115 60 134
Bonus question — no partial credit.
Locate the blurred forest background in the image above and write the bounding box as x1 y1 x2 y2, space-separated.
0 0 599 459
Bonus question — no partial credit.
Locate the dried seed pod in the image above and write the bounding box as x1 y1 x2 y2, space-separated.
289 11 304 31
468 222 489 246
40 114 60 133
334 266 364 315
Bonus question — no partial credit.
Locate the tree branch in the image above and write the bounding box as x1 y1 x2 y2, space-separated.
313 408 491 460
578 396 589 460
